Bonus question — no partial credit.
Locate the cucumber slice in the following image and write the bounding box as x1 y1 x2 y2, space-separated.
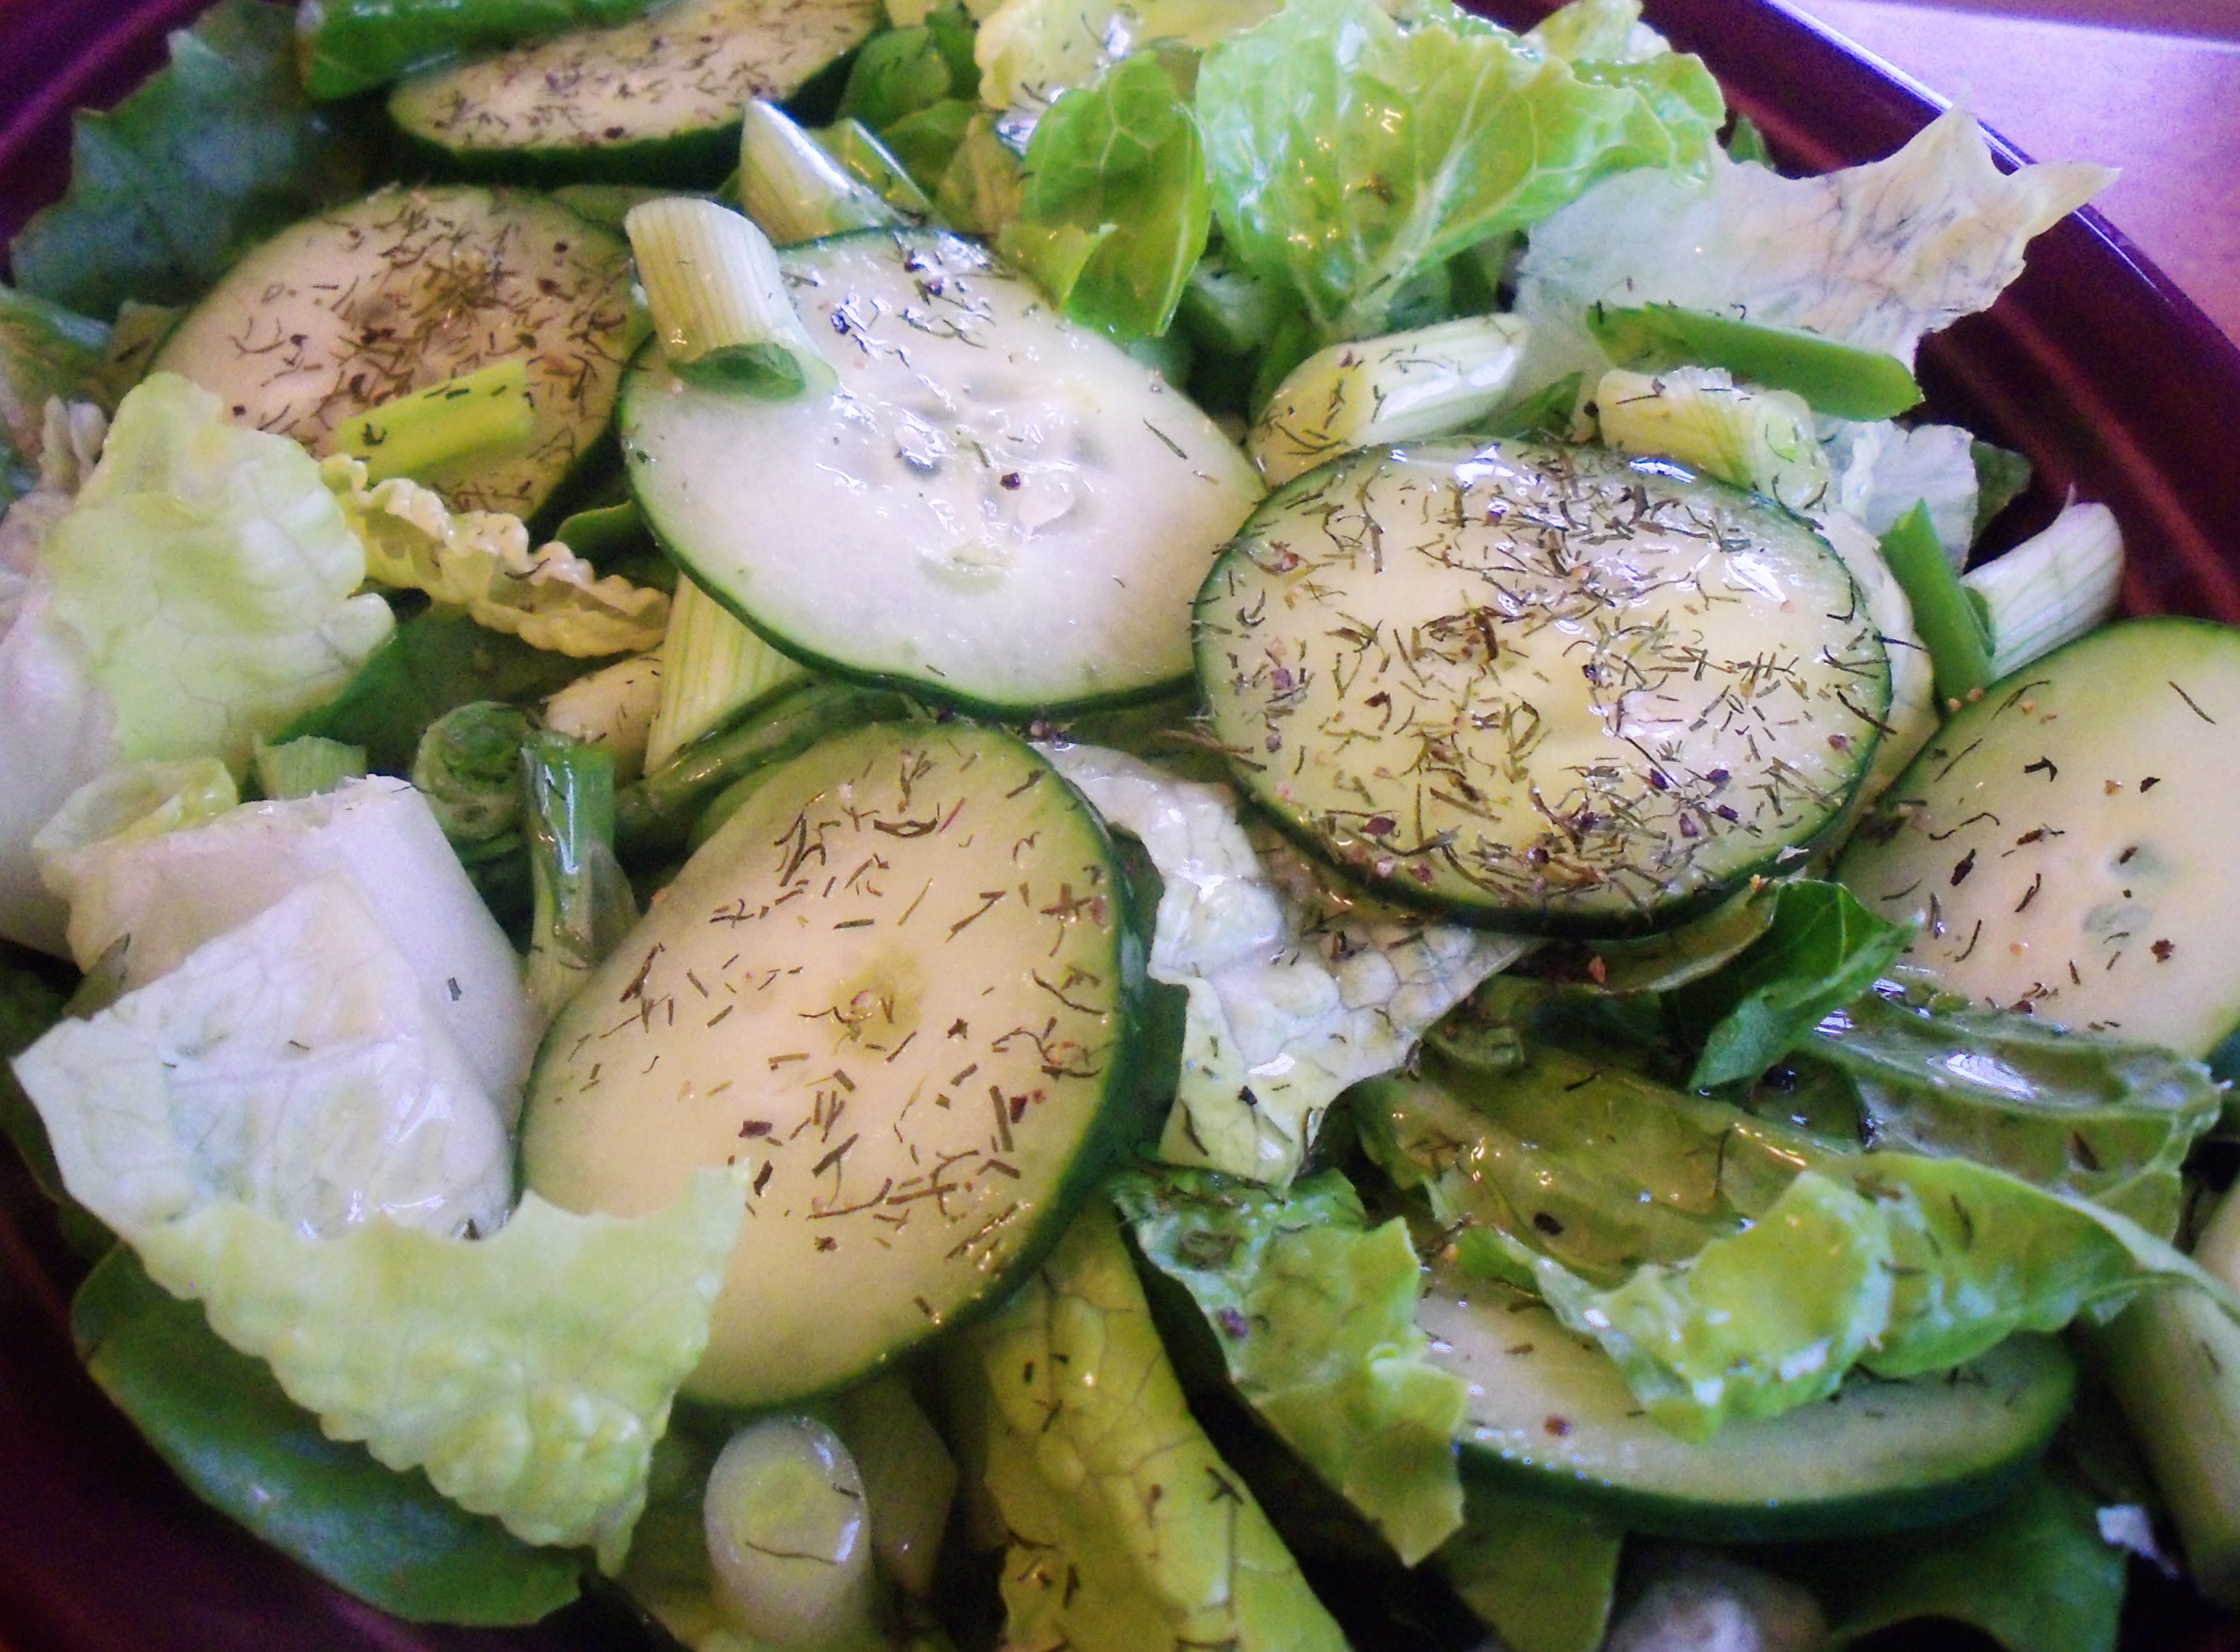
389 0 883 186
152 187 644 521
521 720 1163 1406
1418 1258 2074 1541
621 229 1264 714
1835 617 2240 1057
1195 441 1891 934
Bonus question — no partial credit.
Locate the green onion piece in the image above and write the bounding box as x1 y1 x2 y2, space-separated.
618 679 916 858
413 702 537 846
1962 501 2123 680
1594 364 1830 512
251 736 367 800
738 101 906 246
2094 1282 2240 1609
643 574 810 775
330 360 536 485
623 197 837 398
1587 300 1922 422
1249 315 1528 487
521 731 637 1021
1880 499 1994 711
812 118 934 218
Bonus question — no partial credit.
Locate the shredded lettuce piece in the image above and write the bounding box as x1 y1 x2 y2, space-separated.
8 0 374 317
37 776 538 1103
0 287 133 509
11 882 744 1566
1041 743 1532 1184
299 0 665 100
0 374 392 954
1822 419 1981 563
975 0 1276 127
1197 0 1723 344
15 879 514 1242
322 455 668 658
974 1204 1348 1652
997 52 1212 342
1514 107 2113 392
1113 1166 1468 1564
1472 1151 2240 1440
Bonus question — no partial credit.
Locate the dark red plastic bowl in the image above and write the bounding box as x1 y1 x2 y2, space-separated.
7 2 2240 1649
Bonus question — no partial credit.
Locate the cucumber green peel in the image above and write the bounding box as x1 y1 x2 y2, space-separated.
1587 300 1923 421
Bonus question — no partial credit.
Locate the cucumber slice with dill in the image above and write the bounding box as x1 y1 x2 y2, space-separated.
1836 615 2240 1056
1195 440 1892 934
521 720 1166 1406
621 228 1264 715
1418 1257 2074 1542
152 186 644 521
388 0 883 186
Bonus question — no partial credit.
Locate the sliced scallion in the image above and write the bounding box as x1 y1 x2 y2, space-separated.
623 197 836 399
738 101 906 246
1962 500 2123 680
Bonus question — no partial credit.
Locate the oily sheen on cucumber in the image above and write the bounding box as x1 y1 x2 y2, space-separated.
1417 1258 2074 1541
621 228 1264 715
1195 440 1891 934
1836 616 2240 1056
388 0 882 186
152 186 643 520
521 720 1161 1406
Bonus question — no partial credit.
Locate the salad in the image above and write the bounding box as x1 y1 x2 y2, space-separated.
3 0 2239 1647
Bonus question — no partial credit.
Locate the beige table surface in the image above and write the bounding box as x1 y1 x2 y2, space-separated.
1796 0 2240 342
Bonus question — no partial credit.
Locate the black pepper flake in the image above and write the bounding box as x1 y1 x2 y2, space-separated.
2153 938 2176 962
1950 848 1977 886
1364 815 1396 836
2141 776 2162 791
739 1120 772 1138
1544 1414 1573 1438
1217 1307 1249 1339
1532 1211 1565 1236
1000 472 1022 489
2023 756 2059 780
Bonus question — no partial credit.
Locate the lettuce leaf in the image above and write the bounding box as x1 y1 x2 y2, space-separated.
1196 0 1723 343
973 1204 1348 1652
1435 1491 1619 1652
1041 744 1530 1185
974 0 1276 127
299 0 666 101
0 375 392 952
998 53 1212 342
38 776 539 1103
1771 1471 2124 1652
1113 1165 1467 1565
73 1246 584 1625
322 455 669 659
0 286 129 508
1473 1151 2240 1439
1514 107 2113 392
1675 880 1912 1090
1822 419 1982 563
9 1 373 318
1805 980 2221 1240
15 880 515 1242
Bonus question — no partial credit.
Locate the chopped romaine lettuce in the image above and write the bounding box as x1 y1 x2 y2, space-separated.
973 1204 1348 1652
1514 107 2113 392
1822 418 1982 561
1197 0 1723 343
997 53 1212 342
9 1 374 316
1114 1165 1467 1564
322 455 669 659
974 0 1274 125
15 879 515 1241
1041 743 1531 1184
0 374 393 953
37 776 538 1102
1436 1492 1620 1652
1674 880 1913 1091
74 1247 585 1625
1770 1470 2125 1652
1474 1152 2240 1439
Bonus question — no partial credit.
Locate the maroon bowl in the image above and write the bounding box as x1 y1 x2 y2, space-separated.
7 2 2240 1649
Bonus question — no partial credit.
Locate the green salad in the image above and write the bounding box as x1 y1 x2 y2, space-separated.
7 0 2240 1647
